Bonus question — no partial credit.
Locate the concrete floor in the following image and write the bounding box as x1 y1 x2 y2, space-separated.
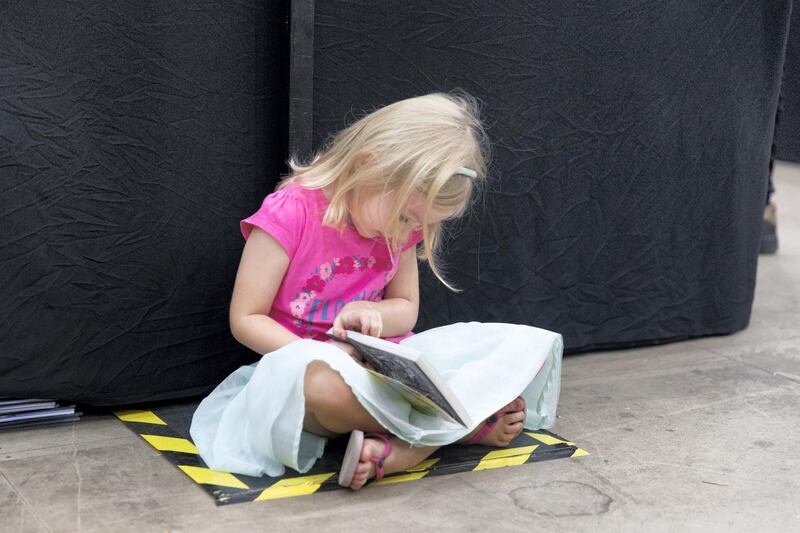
2 164 799 533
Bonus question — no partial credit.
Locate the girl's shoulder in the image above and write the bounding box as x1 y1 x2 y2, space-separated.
254 182 324 218
241 183 323 250
264 182 325 210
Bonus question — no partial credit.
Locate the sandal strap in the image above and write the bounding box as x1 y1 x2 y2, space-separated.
364 432 393 480
464 412 499 445
464 396 527 446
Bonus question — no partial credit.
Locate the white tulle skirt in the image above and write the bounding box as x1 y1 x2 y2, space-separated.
189 322 563 478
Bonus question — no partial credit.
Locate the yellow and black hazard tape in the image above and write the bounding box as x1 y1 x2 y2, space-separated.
113 401 587 506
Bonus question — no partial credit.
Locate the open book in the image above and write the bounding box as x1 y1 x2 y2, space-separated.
327 329 471 427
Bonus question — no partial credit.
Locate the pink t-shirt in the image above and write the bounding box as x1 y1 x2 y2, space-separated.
240 183 423 344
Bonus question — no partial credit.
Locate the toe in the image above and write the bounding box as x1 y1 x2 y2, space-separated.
504 421 524 435
503 410 526 424
349 464 370 490
496 435 513 447
502 399 517 412
358 459 375 480
500 397 524 414
512 396 525 412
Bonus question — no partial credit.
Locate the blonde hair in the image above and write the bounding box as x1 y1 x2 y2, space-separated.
279 90 491 291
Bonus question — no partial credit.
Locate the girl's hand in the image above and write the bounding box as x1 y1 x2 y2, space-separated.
331 302 383 339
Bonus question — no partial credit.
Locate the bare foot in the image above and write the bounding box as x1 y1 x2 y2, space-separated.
458 397 526 447
348 435 438 490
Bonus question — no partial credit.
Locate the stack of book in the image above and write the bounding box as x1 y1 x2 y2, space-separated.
0 398 82 431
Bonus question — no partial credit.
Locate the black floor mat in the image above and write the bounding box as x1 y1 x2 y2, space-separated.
113 400 587 505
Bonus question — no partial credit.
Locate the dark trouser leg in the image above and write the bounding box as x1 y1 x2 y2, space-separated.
767 158 775 205
761 159 779 254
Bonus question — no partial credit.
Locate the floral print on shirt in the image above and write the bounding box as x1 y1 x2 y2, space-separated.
290 253 394 339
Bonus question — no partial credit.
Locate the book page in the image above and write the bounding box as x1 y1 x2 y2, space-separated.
353 342 461 423
367 371 453 420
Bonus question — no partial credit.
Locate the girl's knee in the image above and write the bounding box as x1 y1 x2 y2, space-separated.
304 361 353 410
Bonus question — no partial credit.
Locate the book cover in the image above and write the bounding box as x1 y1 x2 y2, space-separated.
327 329 471 427
0 400 58 415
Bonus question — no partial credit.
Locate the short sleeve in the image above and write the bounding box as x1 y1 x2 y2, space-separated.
240 186 307 258
401 229 424 252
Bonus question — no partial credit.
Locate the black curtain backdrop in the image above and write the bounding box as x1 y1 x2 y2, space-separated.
0 1 289 404
775 4 800 162
0 1 793 405
312 1 792 352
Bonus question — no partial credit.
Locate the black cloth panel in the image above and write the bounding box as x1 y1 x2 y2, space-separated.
775 4 800 162
312 1 792 352
0 2 289 404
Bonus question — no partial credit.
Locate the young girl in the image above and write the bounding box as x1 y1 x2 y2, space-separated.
190 91 563 490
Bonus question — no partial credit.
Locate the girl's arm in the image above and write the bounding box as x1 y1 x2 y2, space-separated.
332 246 420 338
229 227 301 354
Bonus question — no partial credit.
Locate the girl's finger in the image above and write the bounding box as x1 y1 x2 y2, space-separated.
339 312 359 339
331 316 345 339
341 311 357 332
